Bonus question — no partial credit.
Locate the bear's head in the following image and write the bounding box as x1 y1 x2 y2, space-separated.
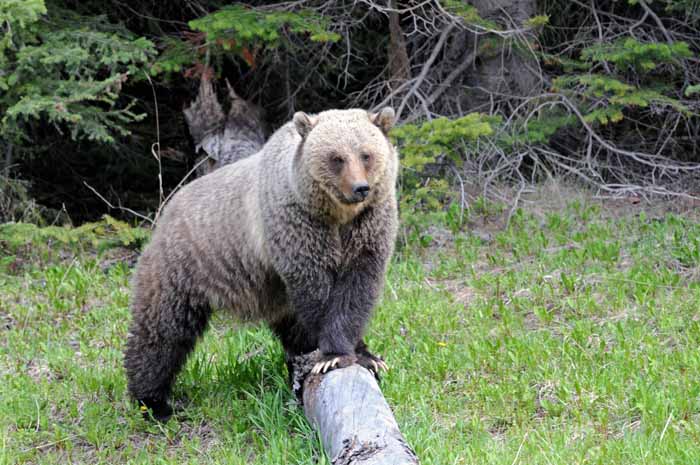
292 108 397 222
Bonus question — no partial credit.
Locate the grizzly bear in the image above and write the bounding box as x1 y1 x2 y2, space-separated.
124 107 398 421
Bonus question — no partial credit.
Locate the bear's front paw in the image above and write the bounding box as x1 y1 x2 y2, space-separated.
356 350 388 379
310 353 357 375
138 398 173 422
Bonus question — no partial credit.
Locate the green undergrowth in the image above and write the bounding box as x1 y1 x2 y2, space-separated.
1 196 699 464
0 215 147 274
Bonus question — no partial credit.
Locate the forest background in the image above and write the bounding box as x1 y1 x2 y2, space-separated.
1 0 699 225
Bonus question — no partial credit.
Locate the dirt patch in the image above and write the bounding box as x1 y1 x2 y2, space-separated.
99 247 140 272
24 358 55 383
424 277 478 309
510 180 700 222
1 310 17 330
485 417 511 441
168 420 220 451
533 380 562 420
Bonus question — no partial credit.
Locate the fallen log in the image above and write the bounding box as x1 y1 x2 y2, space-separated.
292 352 419 465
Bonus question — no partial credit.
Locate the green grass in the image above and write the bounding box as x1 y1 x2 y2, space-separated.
1 199 699 464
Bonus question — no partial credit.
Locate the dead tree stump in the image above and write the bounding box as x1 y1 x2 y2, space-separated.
183 77 267 176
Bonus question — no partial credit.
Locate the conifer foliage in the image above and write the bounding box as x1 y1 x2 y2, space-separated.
1 1 155 144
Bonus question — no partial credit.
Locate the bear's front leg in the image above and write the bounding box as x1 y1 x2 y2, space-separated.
311 295 361 375
311 251 387 376
355 339 388 378
280 267 360 373
268 205 394 377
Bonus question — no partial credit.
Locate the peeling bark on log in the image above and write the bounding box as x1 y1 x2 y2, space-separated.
292 352 419 465
183 78 267 176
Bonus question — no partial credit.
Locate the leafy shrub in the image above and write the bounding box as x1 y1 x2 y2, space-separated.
0 214 149 274
390 113 497 243
0 175 43 223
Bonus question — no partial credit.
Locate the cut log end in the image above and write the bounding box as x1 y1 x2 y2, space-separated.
292 351 419 464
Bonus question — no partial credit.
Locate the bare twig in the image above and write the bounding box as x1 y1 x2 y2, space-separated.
83 182 154 224
143 71 164 207
396 22 455 120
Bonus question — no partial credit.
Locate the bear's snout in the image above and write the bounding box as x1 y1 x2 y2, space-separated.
351 181 370 202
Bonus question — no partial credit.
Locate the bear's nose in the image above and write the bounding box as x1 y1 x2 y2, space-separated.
352 182 370 200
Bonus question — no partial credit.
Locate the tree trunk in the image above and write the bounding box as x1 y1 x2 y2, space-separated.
183 77 267 176
461 0 541 112
388 0 410 89
292 352 419 465
4 143 13 176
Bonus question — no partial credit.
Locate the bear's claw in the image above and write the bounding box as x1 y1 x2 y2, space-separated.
309 352 388 377
311 354 356 375
356 351 388 379
311 357 338 374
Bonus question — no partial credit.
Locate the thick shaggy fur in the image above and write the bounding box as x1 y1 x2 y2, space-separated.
124 108 399 420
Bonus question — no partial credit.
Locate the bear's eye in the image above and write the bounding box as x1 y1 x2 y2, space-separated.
361 153 371 163
331 154 345 165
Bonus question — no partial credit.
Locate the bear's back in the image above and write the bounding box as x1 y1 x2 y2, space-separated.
140 152 275 316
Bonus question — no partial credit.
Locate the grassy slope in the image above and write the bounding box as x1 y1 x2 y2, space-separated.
1 198 699 464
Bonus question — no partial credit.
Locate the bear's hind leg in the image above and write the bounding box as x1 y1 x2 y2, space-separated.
124 290 211 421
269 314 318 385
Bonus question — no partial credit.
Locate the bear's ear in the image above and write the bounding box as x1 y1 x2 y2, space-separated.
369 107 396 134
293 112 317 138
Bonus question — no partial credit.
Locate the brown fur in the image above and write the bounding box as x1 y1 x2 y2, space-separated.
123 108 399 420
